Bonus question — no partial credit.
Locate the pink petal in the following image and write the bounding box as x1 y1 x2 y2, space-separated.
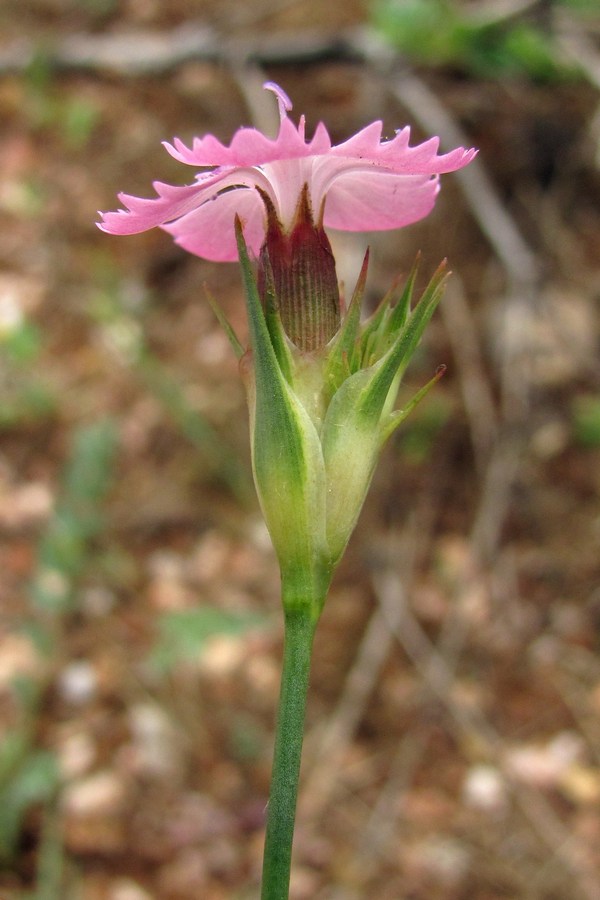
331 121 387 156
162 188 265 261
323 171 440 232
377 134 477 174
331 126 476 175
164 118 332 168
97 172 231 235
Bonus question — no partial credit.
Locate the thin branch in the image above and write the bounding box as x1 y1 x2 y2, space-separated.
0 25 361 77
440 275 498 472
469 429 524 564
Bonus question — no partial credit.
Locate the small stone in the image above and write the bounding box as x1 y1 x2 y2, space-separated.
127 702 182 778
0 481 53 529
57 660 98 705
63 770 128 818
199 635 245 677
463 764 507 812
0 632 44 688
80 585 117 617
109 878 154 900
0 272 44 319
57 730 97 779
504 731 584 787
62 770 129 854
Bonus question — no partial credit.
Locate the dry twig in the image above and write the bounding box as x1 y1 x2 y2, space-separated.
439 275 498 472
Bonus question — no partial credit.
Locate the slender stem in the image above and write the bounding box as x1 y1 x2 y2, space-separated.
261 606 317 899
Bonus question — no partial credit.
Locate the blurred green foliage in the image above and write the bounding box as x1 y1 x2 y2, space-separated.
0 176 47 219
0 421 117 881
572 394 600 447
32 420 118 614
23 55 100 149
0 317 56 427
394 392 451 464
0 382 55 429
372 0 584 81
0 740 60 863
3 320 42 363
150 608 265 673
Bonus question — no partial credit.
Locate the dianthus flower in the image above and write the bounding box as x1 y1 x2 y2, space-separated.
100 81 477 900
98 82 476 262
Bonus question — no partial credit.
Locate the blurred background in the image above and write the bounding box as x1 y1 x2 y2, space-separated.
1 1 599 898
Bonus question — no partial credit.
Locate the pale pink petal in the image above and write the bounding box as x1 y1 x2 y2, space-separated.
162 188 265 261
163 129 285 167
262 158 314 226
323 171 440 232
98 167 276 239
330 121 387 156
331 126 476 175
376 134 477 173
99 80 477 258
164 118 331 168
98 171 231 235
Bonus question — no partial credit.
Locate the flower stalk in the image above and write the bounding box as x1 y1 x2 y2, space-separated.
261 607 317 900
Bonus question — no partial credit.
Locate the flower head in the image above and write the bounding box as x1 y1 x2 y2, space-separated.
98 82 476 262
99 83 478 613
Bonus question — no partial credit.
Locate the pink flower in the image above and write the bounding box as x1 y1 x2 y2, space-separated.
98 82 476 262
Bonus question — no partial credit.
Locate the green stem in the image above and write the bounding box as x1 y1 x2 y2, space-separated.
261 606 317 899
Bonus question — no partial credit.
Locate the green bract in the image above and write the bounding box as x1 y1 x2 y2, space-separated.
229 218 447 619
